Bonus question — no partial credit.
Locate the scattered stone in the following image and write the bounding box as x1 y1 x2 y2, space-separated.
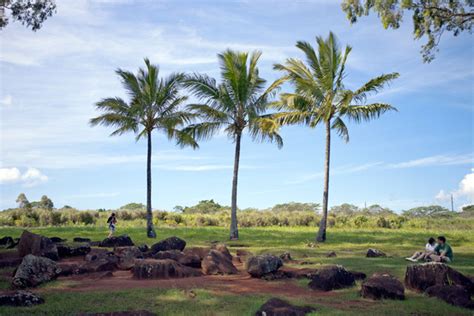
349 271 367 281
211 243 232 261
90 241 101 247
57 263 79 276
279 252 293 262
366 249 386 258
153 250 201 269
0 236 15 248
85 248 111 262
0 291 44 307
255 298 315 316
202 250 238 275
326 251 337 258
132 259 202 279
150 236 186 253
425 285 474 309
246 255 283 278
405 262 473 294
115 247 144 270
57 244 91 258
18 230 59 261
78 311 157 316
183 247 211 260
73 237 91 243
308 265 355 291
6 238 19 249
50 237 67 243
361 273 405 300
99 235 134 248
137 245 149 252
12 255 60 288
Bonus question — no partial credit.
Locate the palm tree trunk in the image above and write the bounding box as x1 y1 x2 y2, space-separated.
317 121 331 242
230 131 242 240
146 131 157 238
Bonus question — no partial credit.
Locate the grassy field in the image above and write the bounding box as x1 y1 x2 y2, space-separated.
0 226 473 316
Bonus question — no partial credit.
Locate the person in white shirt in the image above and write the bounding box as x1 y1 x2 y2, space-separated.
406 237 437 262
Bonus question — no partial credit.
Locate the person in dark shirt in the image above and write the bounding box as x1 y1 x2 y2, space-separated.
428 236 453 263
107 213 117 238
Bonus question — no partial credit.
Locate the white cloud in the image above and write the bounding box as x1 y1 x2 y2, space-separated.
0 167 21 183
388 154 473 169
0 95 12 106
436 169 474 205
0 167 48 187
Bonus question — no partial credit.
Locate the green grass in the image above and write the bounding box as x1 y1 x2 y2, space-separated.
0 226 473 315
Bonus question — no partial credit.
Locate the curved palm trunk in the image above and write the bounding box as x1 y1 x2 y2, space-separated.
230 132 242 240
146 131 157 238
317 121 331 242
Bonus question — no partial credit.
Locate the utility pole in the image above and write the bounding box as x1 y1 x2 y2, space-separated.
451 194 454 212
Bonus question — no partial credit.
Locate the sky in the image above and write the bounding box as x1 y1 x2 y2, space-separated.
0 0 473 212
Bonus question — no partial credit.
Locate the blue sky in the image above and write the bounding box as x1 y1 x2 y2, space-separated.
0 0 473 212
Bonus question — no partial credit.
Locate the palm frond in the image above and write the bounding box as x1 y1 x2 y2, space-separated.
331 116 349 143
353 73 400 103
342 103 397 123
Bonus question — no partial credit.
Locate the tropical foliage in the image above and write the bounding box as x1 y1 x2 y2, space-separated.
182 49 283 240
341 0 474 62
90 58 196 238
273 32 399 242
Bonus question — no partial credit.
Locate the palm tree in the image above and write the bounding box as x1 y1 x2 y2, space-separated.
273 32 399 242
90 58 197 238
183 49 283 240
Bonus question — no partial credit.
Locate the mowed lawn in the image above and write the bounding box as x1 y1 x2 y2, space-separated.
0 226 473 316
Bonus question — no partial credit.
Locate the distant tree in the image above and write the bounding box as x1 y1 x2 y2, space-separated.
330 203 360 216
362 204 395 216
120 202 146 210
62 205 73 209
15 193 30 209
460 204 474 217
403 205 453 218
273 32 398 242
173 205 184 213
183 199 225 214
91 58 197 238
0 0 56 31
341 0 474 62
183 50 283 240
271 202 320 213
39 195 54 210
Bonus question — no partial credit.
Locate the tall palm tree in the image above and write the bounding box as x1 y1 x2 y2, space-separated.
90 58 197 238
273 32 399 242
183 49 283 240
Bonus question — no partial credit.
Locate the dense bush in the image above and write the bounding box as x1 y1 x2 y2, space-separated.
0 202 472 230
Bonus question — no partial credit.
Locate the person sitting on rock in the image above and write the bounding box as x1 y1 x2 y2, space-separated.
107 213 117 238
428 236 453 263
405 237 437 262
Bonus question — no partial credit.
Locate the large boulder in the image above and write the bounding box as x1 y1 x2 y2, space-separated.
425 285 474 309
308 265 355 291
17 230 58 261
50 237 66 243
153 250 201 269
132 259 202 279
202 250 238 275
183 247 211 260
405 262 473 294
246 255 283 278
255 298 315 316
114 246 143 270
150 236 186 253
57 244 91 258
99 235 134 248
0 291 44 307
73 237 91 243
361 273 405 300
12 255 60 288
211 243 232 261
0 236 15 248
366 248 386 258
